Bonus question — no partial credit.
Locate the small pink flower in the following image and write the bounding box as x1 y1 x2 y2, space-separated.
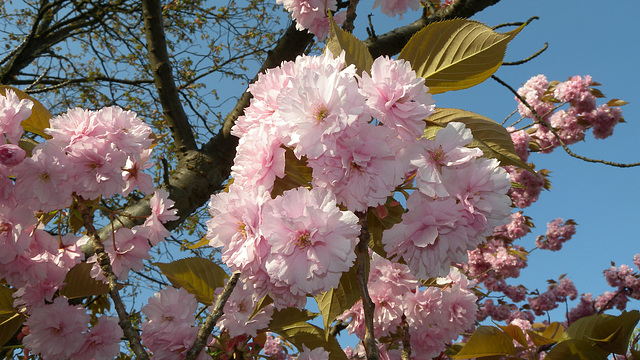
23 297 89 359
0 144 25 166
0 89 32 144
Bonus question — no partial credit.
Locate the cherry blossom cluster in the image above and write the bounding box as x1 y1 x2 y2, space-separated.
339 255 477 359
0 89 183 359
208 51 510 312
276 0 418 39
513 74 624 153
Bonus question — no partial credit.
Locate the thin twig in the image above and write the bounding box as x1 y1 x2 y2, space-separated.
355 212 379 360
503 42 548 66
77 196 150 360
491 75 640 168
185 271 241 360
342 0 360 33
400 315 411 360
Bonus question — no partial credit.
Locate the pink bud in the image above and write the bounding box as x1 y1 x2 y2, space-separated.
0 144 25 166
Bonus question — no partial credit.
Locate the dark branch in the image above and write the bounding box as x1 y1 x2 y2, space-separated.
142 0 197 151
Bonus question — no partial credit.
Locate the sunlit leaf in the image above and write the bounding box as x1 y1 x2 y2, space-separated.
398 19 523 94
497 323 528 348
0 85 52 138
452 326 515 359
325 13 373 75
606 99 628 107
425 108 535 173
59 263 110 299
526 330 558 347
543 322 566 342
155 257 229 305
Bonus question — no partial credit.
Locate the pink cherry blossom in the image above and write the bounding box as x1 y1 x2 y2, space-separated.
275 52 363 159
88 227 151 281
310 121 405 212
276 0 345 39
0 144 25 166
14 143 74 211
516 74 554 120
261 187 360 300
231 127 286 191
411 122 482 197
207 185 271 273
122 149 155 196
22 296 90 360
217 281 274 337
143 188 179 245
372 0 420 18
0 89 32 144
71 316 124 360
66 138 128 199
297 345 329 360
359 56 434 141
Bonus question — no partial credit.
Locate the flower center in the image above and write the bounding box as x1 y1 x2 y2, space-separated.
294 231 312 249
313 104 329 123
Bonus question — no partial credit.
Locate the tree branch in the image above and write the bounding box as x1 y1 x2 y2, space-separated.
77 196 150 360
186 272 241 360
355 212 379 360
142 0 197 151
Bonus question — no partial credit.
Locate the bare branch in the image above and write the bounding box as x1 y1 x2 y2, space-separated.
142 0 197 151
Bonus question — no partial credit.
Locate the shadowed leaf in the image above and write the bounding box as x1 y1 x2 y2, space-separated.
155 257 229 305
59 263 110 299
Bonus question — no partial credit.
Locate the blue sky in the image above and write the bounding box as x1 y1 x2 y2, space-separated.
438 1 640 311
333 0 640 321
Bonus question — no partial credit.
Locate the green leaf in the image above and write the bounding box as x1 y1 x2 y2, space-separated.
543 322 566 342
0 85 52 139
496 323 528 348
398 19 523 94
452 326 515 359
271 146 313 197
425 108 535 173
565 310 640 355
325 13 373 75
526 329 558 347
59 262 110 299
155 257 229 305
0 285 22 348
366 197 405 259
269 310 347 360
546 339 608 360
314 265 360 339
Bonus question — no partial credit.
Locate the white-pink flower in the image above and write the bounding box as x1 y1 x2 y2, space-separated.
372 0 421 19
411 122 482 198
0 89 32 144
277 0 345 39
310 121 405 212
207 185 271 273
71 316 124 360
275 52 363 159
360 56 434 141
23 297 89 360
217 281 274 337
261 187 360 300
